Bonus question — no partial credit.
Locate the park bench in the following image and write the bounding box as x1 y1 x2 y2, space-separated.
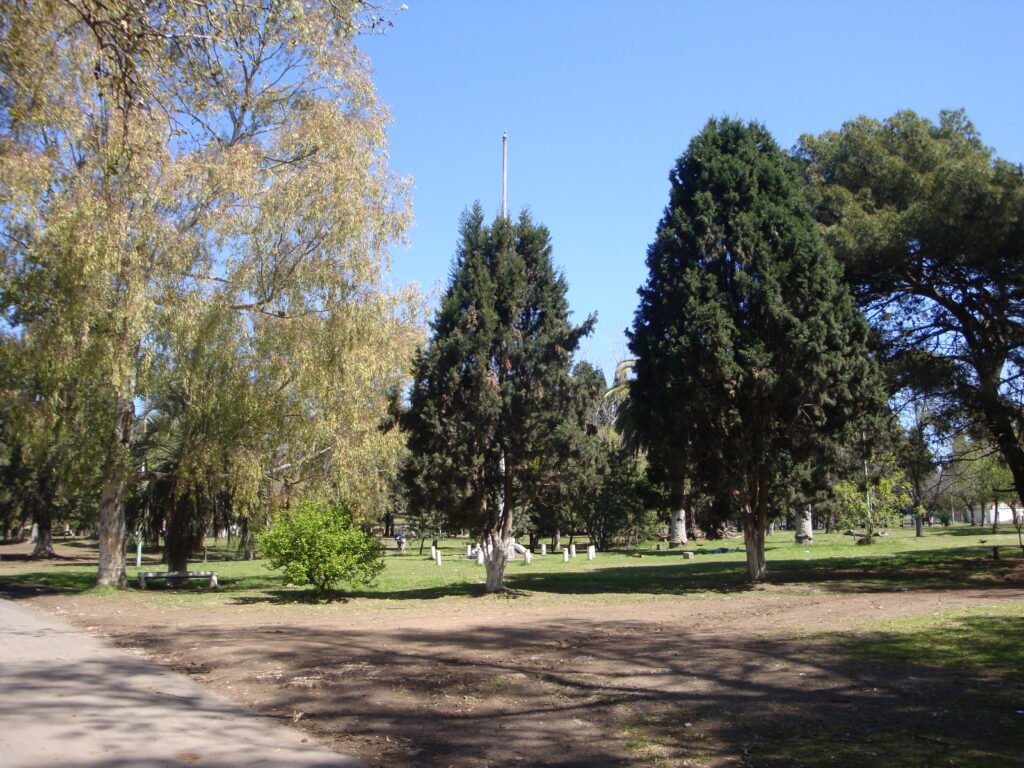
137 570 218 589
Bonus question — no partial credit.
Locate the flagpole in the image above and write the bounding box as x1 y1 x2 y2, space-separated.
501 131 508 219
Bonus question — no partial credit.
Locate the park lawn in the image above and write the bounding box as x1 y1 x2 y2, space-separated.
845 601 1024 677
749 601 1024 768
2 526 1023 768
1 525 1022 611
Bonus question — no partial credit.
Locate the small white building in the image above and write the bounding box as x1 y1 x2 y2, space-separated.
966 501 1021 525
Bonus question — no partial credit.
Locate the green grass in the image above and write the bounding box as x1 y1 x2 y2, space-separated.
843 601 1024 678
744 601 1024 768
2 525 1022 609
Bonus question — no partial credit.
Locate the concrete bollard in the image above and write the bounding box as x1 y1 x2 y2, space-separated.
563 549 570 563
587 545 596 560
541 543 547 556
477 550 484 565
569 543 577 558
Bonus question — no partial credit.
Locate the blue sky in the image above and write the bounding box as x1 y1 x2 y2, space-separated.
360 1 1024 380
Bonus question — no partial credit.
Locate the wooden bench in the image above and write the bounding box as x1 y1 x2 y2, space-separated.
137 571 219 589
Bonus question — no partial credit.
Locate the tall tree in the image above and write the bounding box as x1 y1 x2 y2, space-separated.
0 1 414 584
800 110 1024 509
629 118 882 582
403 205 593 592
525 361 608 551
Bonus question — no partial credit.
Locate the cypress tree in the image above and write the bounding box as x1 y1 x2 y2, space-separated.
628 118 882 581
403 204 593 592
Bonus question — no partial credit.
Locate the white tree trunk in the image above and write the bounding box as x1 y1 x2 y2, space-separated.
795 506 813 544
483 535 509 593
743 522 767 582
668 507 687 547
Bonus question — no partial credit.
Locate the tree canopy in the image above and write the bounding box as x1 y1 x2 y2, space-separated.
800 109 1024 508
402 205 593 592
0 1 419 582
629 118 883 581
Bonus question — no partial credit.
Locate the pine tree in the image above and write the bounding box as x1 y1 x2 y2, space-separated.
629 118 882 581
403 205 593 592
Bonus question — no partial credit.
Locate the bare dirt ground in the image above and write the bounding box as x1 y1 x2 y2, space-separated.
9 566 1024 768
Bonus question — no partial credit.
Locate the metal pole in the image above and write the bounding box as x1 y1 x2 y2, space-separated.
501 131 508 219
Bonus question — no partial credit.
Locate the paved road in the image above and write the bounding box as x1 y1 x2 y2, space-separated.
0 598 363 768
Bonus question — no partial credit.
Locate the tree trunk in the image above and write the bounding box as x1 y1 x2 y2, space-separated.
483 537 509 593
914 512 923 537
482 458 515 593
795 505 814 544
96 394 135 587
668 507 687 547
96 475 127 586
30 512 55 559
743 514 767 582
992 500 1000 534
977 367 1024 511
165 494 207 574
743 478 768 582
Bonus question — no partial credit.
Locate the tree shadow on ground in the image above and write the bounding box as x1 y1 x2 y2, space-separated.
104 608 1024 768
228 583 540 605
0 571 96 598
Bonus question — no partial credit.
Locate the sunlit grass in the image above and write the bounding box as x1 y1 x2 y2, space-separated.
2 525 1021 609
844 601 1024 678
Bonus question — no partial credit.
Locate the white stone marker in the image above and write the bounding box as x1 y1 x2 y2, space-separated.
541 543 547 556
562 549 570 563
434 550 442 566
467 544 473 557
525 550 532 564
430 545 437 560
569 543 577 558
587 545 596 560
477 550 485 565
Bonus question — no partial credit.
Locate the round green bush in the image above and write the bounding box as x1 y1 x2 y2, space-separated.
257 499 383 596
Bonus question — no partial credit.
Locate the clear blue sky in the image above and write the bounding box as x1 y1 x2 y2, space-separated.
360 0 1024 381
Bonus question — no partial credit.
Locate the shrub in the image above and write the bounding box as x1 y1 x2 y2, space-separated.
257 499 383 596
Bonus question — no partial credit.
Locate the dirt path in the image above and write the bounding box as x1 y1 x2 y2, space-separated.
17 583 1024 767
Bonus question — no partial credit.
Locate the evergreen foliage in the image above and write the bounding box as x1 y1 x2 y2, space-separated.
526 362 608 547
629 118 882 581
581 444 658 550
402 205 594 592
800 110 1024 510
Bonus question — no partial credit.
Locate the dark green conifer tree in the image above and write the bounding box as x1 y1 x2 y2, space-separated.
628 118 882 581
403 204 593 592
